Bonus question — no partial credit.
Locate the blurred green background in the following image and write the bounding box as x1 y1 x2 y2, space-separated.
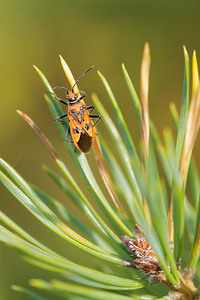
1 0 200 299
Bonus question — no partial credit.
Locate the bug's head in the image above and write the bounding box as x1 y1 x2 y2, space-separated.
66 92 78 102
53 66 93 104
53 86 78 103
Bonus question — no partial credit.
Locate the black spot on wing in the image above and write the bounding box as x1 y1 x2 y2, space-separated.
72 128 80 134
85 123 91 131
77 131 92 153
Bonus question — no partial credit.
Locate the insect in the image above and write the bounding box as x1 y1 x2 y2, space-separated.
52 66 101 153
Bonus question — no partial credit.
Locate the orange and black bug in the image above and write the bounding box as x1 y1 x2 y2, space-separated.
52 66 101 153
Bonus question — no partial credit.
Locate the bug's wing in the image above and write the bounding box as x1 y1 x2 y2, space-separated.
70 123 81 147
83 114 94 140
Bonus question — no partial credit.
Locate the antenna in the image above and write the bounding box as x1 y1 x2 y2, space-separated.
53 86 69 94
72 66 94 93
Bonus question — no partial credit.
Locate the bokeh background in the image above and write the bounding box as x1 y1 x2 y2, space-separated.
1 0 200 299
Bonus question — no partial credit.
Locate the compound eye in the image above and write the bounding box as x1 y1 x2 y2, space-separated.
80 105 86 110
70 109 76 114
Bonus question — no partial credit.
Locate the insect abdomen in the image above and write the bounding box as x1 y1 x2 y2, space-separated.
77 131 93 153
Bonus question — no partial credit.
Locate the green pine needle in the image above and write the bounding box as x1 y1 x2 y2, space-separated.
1 46 200 299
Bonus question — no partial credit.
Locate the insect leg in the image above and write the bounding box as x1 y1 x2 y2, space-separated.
86 105 95 114
89 114 101 127
66 127 74 143
78 94 86 101
55 113 68 121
